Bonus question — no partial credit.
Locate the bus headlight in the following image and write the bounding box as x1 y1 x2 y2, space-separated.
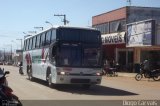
96 72 101 76
58 71 70 75
60 71 65 75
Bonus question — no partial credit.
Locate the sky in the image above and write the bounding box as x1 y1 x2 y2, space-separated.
0 0 160 51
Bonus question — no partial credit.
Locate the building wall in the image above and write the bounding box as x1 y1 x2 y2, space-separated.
156 22 160 45
92 7 127 25
127 7 160 46
127 6 160 24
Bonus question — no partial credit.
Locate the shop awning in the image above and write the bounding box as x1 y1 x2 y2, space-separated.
101 32 125 45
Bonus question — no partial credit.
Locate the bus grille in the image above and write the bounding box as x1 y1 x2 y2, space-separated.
71 79 90 83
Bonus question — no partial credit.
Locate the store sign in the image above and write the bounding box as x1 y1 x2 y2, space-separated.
126 19 155 47
101 32 125 45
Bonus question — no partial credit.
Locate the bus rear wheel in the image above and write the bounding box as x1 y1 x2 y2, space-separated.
28 69 33 81
47 74 53 88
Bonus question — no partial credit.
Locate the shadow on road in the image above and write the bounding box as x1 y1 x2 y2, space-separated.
27 77 138 96
56 85 138 96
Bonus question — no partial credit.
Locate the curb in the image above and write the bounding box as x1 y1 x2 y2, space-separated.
117 72 136 78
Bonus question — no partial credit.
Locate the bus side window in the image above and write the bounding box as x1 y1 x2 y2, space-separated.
51 45 57 64
40 33 46 47
46 30 51 45
24 40 26 51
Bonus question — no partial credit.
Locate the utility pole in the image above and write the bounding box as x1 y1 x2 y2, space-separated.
11 44 12 62
3 48 5 63
127 0 132 6
54 14 69 25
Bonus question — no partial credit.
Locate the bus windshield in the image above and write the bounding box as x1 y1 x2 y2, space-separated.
56 43 101 68
56 27 102 68
83 48 101 67
57 44 82 67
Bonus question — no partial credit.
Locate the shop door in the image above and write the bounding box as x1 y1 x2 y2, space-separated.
127 51 133 72
118 51 126 71
117 50 133 72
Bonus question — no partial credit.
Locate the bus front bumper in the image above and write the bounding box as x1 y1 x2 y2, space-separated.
55 75 102 84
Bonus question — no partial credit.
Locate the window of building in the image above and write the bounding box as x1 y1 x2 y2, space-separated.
120 20 126 31
93 22 109 34
104 23 109 34
110 19 126 33
110 20 119 33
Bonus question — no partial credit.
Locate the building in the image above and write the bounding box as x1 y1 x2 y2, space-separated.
13 50 23 66
92 6 160 72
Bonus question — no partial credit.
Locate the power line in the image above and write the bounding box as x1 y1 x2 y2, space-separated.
0 35 11 37
0 35 21 38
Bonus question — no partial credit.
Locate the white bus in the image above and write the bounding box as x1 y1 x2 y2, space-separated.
23 26 102 88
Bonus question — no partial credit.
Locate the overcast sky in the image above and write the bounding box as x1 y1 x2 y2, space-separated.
0 0 160 51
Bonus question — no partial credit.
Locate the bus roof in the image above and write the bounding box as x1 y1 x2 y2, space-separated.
24 26 98 40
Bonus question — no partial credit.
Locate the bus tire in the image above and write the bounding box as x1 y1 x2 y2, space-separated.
28 68 33 81
47 73 53 88
46 68 53 87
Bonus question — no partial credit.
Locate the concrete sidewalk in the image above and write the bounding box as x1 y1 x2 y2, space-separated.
117 72 137 77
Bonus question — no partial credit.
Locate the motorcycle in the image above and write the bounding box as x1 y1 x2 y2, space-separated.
0 85 22 106
19 66 23 75
18 62 23 75
0 68 9 86
102 64 118 77
0 68 22 106
135 62 160 81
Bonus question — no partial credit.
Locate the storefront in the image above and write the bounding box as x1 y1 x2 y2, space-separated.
93 6 160 73
126 19 160 72
102 32 134 72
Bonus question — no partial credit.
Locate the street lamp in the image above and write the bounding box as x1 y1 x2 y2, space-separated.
45 21 53 27
23 32 27 34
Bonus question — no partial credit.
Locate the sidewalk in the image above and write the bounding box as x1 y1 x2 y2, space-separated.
117 72 137 78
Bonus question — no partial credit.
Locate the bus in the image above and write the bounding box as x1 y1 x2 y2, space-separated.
23 26 102 88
